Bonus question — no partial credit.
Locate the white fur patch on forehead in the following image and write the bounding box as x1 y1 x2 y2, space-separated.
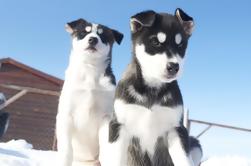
85 26 92 32
157 32 166 43
175 33 182 45
98 28 103 34
92 23 98 32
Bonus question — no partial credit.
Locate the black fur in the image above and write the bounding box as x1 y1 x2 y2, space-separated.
104 49 116 85
127 137 152 166
189 136 202 152
115 69 183 108
115 8 193 107
105 65 116 85
175 8 193 22
109 116 121 142
131 11 189 59
127 136 176 166
67 18 123 45
176 126 190 153
153 137 174 166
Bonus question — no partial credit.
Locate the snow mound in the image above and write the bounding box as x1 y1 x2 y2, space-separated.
201 156 251 166
0 139 33 149
1 139 251 166
0 139 59 166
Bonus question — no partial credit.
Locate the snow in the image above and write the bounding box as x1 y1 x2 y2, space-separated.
0 139 250 166
201 156 251 166
0 139 59 166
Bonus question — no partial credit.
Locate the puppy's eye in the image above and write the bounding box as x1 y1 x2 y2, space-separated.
149 36 161 47
79 31 86 37
77 31 86 39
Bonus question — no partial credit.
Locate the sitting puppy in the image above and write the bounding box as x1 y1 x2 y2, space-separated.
56 18 123 166
0 93 9 138
99 9 202 166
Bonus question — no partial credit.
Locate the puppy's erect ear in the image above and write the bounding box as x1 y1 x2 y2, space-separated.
130 10 156 33
111 29 124 45
65 18 87 34
175 8 194 36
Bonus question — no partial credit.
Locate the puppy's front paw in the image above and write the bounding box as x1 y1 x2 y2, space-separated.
72 160 100 166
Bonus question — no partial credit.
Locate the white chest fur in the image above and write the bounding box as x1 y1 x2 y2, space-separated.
60 58 115 126
114 99 183 155
57 52 115 162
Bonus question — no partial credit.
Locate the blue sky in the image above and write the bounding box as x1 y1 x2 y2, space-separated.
1 0 251 159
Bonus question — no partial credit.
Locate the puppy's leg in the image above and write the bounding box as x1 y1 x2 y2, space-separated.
56 113 73 166
99 118 127 166
167 128 194 166
189 137 202 166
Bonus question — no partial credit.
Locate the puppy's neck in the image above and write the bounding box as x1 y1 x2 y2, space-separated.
70 48 107 66
65 49 109 83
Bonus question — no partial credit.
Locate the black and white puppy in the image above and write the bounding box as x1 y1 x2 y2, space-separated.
56 19 123 166
99 9 202 166
0 93 9 138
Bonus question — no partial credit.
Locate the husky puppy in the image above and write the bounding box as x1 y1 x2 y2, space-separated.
56 18 123 166
99 9 202 166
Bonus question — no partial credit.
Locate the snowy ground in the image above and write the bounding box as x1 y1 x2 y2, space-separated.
201 156 251 166
0 139 250 166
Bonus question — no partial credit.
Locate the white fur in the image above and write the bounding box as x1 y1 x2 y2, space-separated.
157 32 166 43
99 99 184 166
135 44 184 87
56 29 115 166
168 130 194 166
97 28 103 34
190 147 203 166
175 33 182 45
85 26 92 32
115 99 183 153
99 117 129 166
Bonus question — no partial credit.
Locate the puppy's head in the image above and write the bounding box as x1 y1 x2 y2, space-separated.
66 19 123 62
131 9 194 87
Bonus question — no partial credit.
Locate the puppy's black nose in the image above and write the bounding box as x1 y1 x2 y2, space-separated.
167 63 179 76
88 37 98 46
